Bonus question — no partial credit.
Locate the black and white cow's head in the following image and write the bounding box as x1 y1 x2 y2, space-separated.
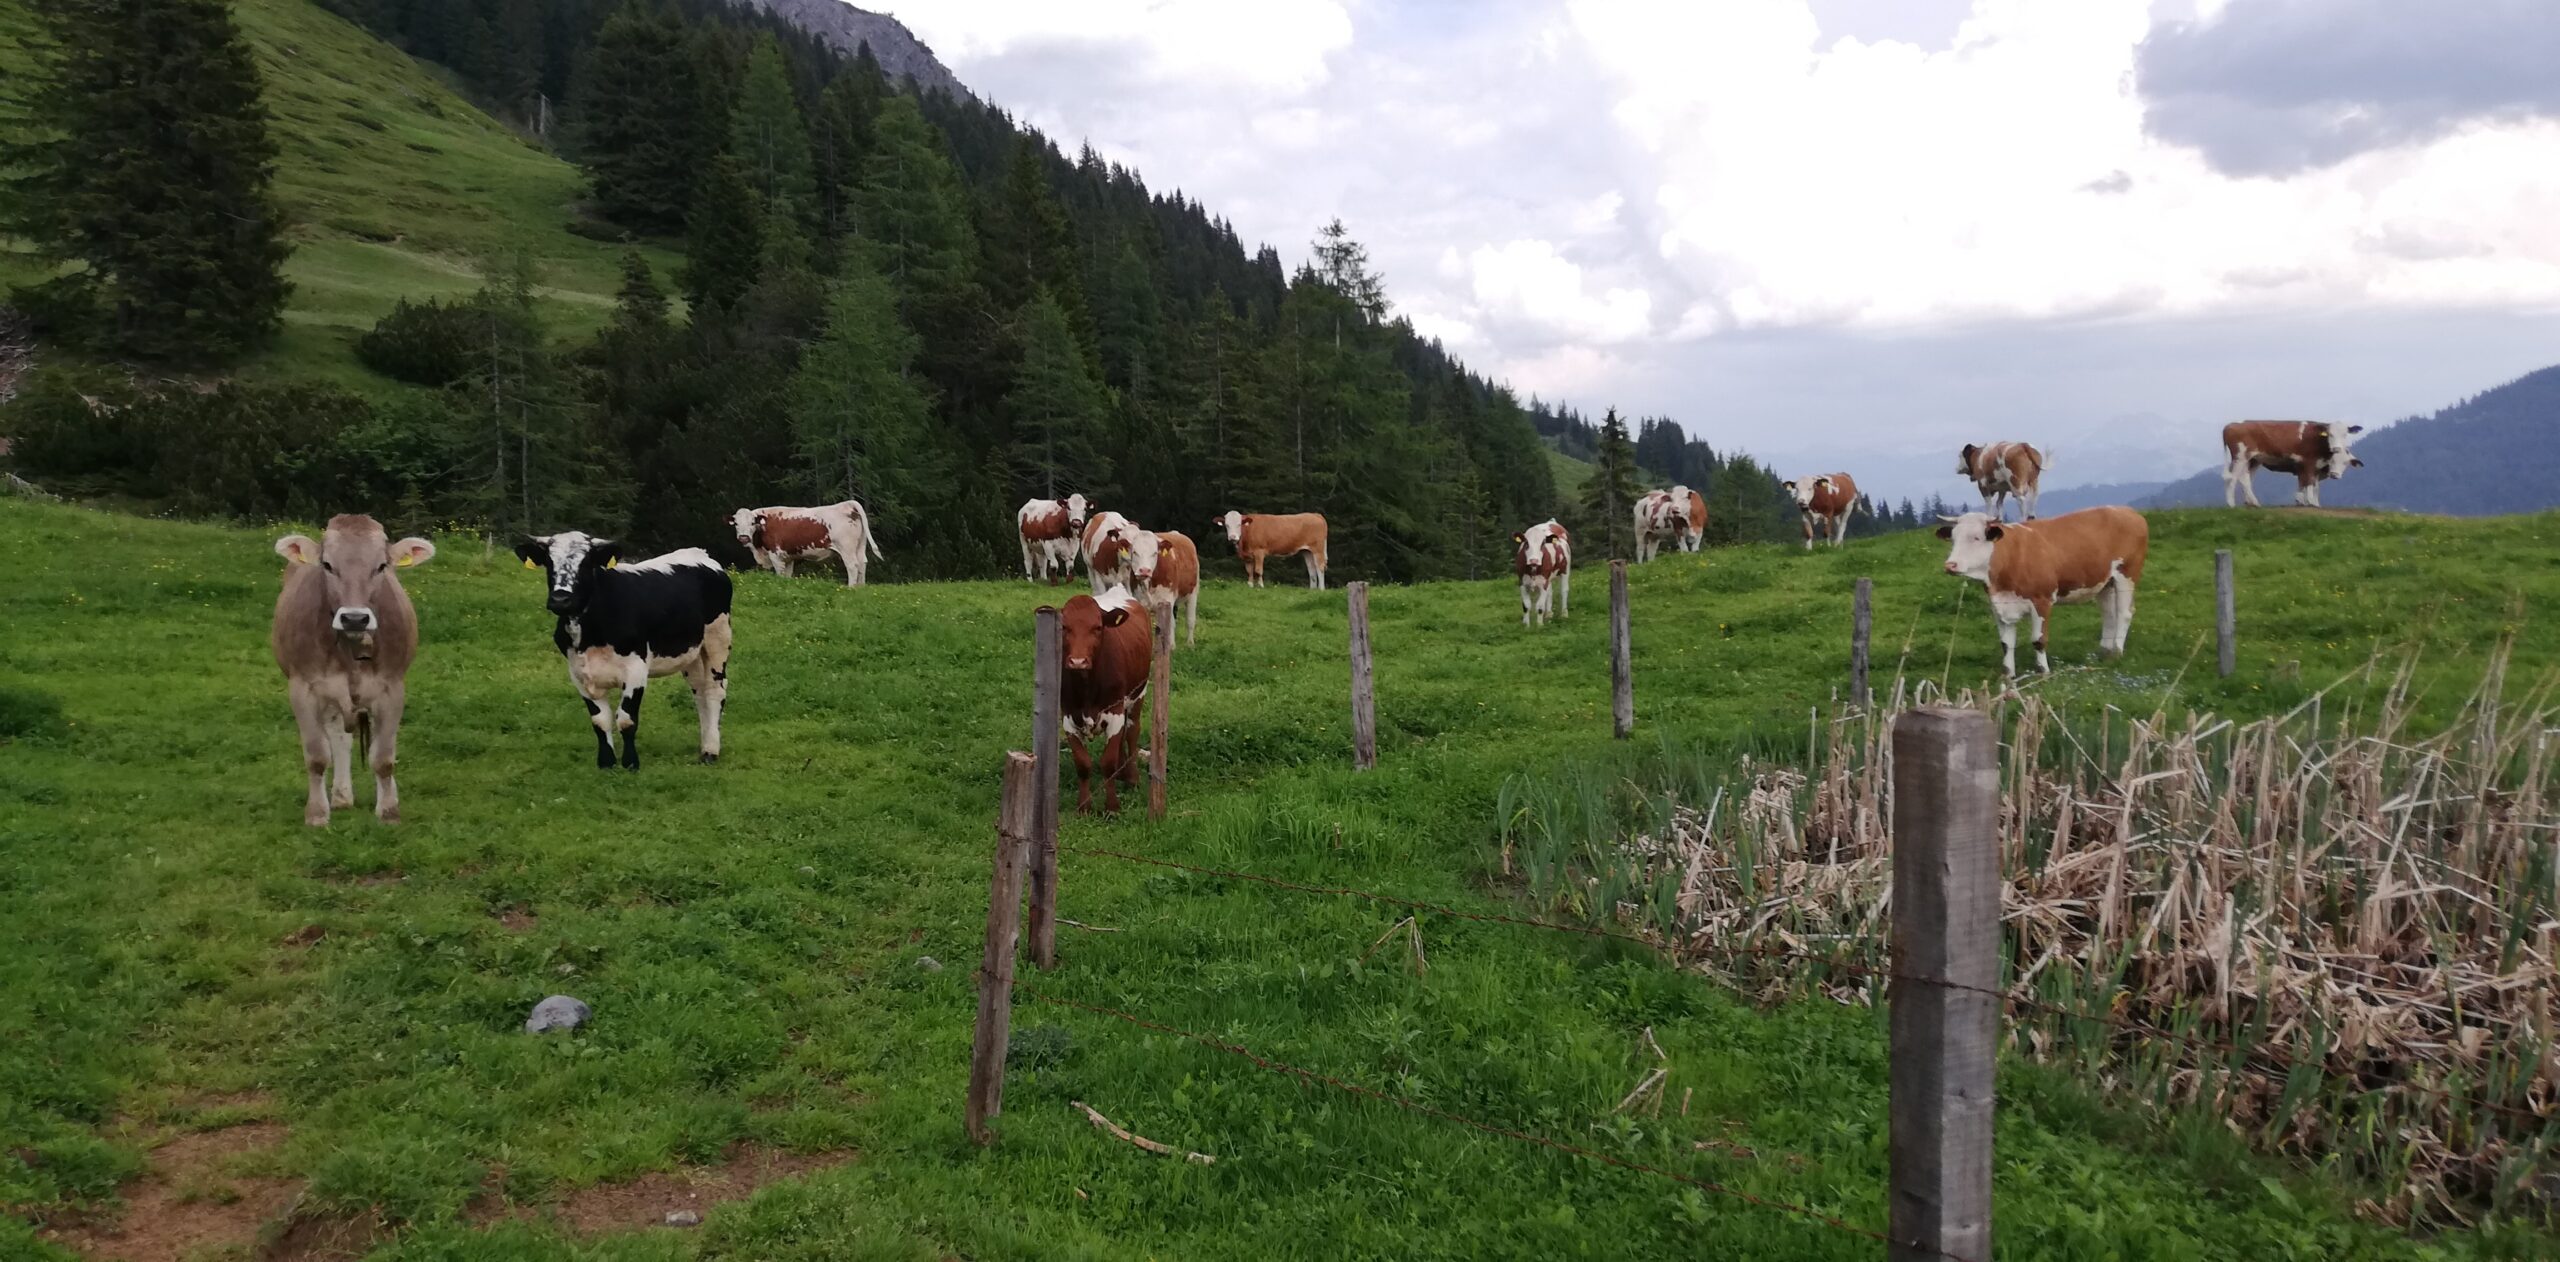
1957 444 1982 477
516 531 623 616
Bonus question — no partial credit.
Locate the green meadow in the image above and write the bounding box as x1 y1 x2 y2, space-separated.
4 499 2556 1259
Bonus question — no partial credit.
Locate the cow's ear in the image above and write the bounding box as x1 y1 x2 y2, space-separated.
275 534 319 565
1983 525 2005 542
513 537 546 568
2347 424 2365 435
389 538 435 569
592 541 624 569
2350 455 2365 467
1101 607 1130 628
1934 525 1954 539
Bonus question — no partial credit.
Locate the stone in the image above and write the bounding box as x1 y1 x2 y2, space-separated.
524 994 589 1034
665 1209 702 1227
915 956 942 973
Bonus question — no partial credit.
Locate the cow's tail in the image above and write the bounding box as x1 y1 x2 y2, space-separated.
862 505 884 559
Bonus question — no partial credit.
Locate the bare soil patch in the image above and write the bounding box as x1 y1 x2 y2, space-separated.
40 1122 296 1262
472 1142 854 1234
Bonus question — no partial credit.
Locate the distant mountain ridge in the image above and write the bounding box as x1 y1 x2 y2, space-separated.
2139 363 2560 515
2031 480 2172 517
735 0 968 100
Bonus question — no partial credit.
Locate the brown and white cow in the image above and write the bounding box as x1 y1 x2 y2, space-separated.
1958 442 2048 521
2222 420 2365 507
1217 510 1329 589
1058 589 1153 815
1124 528 1201 647
1512 519 1571 627
1936 506 2148 677
729 500 882 585
1782 473 1859 549
1017 493 1090 584
272 515 436 826
1082 509 1138 597
1633 486 1707 562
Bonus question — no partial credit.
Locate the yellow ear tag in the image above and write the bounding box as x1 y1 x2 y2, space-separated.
523 558 537 570
606 557 618 569
396 555 415 568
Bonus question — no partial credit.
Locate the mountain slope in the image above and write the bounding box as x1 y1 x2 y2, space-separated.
738 0 967 98
2034 480 2172 517
2143 364 2560 513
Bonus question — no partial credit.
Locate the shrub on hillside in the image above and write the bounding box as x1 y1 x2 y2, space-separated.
154 382 383 519
356 295 490 387
0 365 158 497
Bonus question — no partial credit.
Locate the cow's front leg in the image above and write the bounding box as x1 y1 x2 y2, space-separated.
614 656 650 770
1520 581 1534 627
582 694 616 769
2298 475 2320 507
1068 734 1096 814
293 691 333 827
695 614 732 764
2028 601 2052 673
369 687 404 822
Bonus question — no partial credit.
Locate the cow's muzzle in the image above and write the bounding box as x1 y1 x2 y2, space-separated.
335 607 377 634
1065 656 1092 671
546 592 580 615
1943 562 1961 575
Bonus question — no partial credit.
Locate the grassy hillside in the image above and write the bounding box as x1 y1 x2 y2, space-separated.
4 500 2556 1259
0 0 678 387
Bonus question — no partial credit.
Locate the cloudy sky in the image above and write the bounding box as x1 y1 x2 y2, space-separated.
877 0 2560 503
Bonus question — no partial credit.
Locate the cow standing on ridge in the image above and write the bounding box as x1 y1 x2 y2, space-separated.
1513 519 1571 627
1057 590 1153 815
729 500 882 585
2221 421 2364 507
517 532 733 770
1018 494 1089 584
1958 442 2048 520
1782 474 1859 549
272 515 435 826
1936 507 2148 677
1217 511 1329 589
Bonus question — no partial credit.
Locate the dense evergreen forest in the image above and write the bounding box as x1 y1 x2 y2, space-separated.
2 0 1928 577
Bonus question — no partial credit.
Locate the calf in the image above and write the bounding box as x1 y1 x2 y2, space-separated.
1936 506 2148 677
271 515 436 826
2222 420 2364 507
1082 509 1138 596
1058 589 1153 814
516 532 733 770
1124 528 1202 647
1217 510 1329 589
729 500 883 585
1958 442 2048 520
1018 493 1089 584
1513 519 1571 627
1782 473 1859 549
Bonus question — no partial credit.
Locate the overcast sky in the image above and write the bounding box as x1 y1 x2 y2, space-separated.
877 0 2560 503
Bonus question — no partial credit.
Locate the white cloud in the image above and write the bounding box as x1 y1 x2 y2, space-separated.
888 0 1352 93
1465 239 1654 344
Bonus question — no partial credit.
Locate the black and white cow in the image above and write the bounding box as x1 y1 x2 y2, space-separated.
516 531 733 770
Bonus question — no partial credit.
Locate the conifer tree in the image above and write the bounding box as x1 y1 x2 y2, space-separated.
855 94 976 293
574 5 702 233
1008 290 1113 501
1311 218 1389 324
2 0 293 365
681 156 764 318
728 36 816 221
809 72 883 241
1578 408 1641 559
613 250 670 330
789 255 947 527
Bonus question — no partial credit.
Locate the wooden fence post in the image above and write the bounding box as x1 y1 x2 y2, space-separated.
1609 560 1632 740
1148 611 1171 820
1850 577 1874 709
1348 581 1376 771
1888 707 1999 1262
966 751 1038 1145
2215 549 2236 679
1029 607 1062 971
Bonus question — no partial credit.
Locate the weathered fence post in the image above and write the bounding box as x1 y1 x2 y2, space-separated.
1609 560 1632 740
1029 607 1062 971
1348 581 1377 770
966 751 1038 1145
1850 577 1874 709
1148 611 1171 820
1888 707 1999 1262
2215 549 2236 679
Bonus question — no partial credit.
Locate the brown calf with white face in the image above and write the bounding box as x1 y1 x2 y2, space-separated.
1512 519 1571 627
2221 420 2365 507
1217 510 1329 589
271 515 436 826
1124 528 1202 646
1782 473 1859 549
1057 590 1154 815
1958 442 2048 520
1936 506 2148 677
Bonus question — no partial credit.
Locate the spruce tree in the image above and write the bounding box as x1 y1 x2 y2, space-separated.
1008 290 1113 501
574 5 700 233
727 36 816 222
789 254 949 534
681 156 764 318
613 249 670 331
1578 408 1641 559
854 94 976 293
2 0 293 365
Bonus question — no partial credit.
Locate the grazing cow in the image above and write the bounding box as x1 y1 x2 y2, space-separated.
1633 486 1708 562
1018 493 1090 584
2222 420 2365 507
1216 510 1329 589
1782 473 1859 549
1936 506 2148 677
516 532 733 770
1124 528 1202 647
1082 509 1138 596
1513 519 1572 627
1058 589 1153 815
1958 442 2049 521
271 515 435 826
728 500 882 585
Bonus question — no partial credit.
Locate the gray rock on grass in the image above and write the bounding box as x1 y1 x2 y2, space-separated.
524 994 590 1033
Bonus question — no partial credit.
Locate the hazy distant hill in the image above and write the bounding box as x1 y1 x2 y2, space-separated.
2142 364 2560 514
737 0 968 99
2031 480 2172 517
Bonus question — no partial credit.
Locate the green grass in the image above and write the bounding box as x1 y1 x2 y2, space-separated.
1545 443 1594 499
0 0 679 384
3 500 2557 1260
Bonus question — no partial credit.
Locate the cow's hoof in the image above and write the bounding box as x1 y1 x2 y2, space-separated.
699 753 719 765
305 811 330 827
621 758 640 772
330 792 355 810
377 808 401 825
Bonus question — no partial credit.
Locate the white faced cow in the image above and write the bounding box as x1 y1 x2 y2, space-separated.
2222 421 2365 507
1781 474 1859 549
517 532 733 770
1936 507 2148 677
1082 509 1138 597
729 500 882 585
272 515 435 825
1513 519 1571 627
1018 493 1090 584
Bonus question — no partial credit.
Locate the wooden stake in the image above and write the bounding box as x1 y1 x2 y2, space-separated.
1348 581 1376 771
1029 607 1062 971
1148 610 1170 820
1851 577 1874 709
1888 707 1999 1262
2215 549 2236 679
1610 560 1632 740
966 752 1038 1145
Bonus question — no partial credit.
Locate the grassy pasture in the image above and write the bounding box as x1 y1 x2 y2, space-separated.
3 500 2557 1260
